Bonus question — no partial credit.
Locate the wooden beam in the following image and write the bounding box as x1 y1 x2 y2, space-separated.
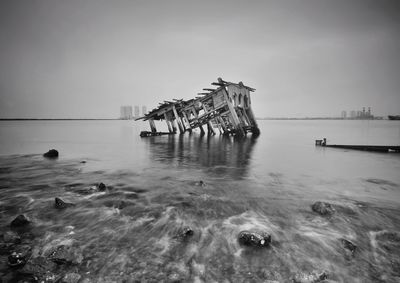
164 113 173 133
222 88 245 136
172 105 184 134
149 118 157 133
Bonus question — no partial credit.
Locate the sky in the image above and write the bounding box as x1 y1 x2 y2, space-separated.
0 0 399 118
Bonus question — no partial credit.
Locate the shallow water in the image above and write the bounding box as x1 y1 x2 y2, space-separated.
0 120 400 282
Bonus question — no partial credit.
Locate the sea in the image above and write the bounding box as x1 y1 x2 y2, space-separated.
0 119 399 282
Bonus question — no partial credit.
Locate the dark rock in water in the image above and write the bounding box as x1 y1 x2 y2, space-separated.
43 149 59 158
62 272 81 283
54 197 75 209
238 231 271 247
19 256 57 277
8 245 32 268
311 202 335 216
340 238 357 254
10 215 30 227
293 270 328 283
8 251 26 267
98 182 107 191
195 180 205 186
48 245 83 264
80 160 86 163
179 227 194 240
3 231 21 244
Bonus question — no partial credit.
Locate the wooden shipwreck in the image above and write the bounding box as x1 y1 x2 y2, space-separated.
136 78 260 137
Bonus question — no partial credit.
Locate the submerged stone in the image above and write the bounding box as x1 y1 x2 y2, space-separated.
98 182 107 191
8 245 32 268
48 245 83 264
177 227 194 241
293 270 328 283
55 197 75 209
3 231 21 244
311 202 335 216
62 272 81 283
340 238 357 254
20 256 57 277
238 231 271 247
8 251 27 267
10 215 30 227
195 180 205 187
43 149 59 158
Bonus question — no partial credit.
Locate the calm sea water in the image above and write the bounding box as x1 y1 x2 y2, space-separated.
0 120 400 282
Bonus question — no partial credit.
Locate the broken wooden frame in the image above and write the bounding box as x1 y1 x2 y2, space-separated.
136 78 260 137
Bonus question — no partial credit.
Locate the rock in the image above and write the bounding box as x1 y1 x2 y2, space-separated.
8 251 27 267
3 231 21 244
10 215 30 227
293 270 328 283
177 227 194 240
238 231 271 247
340 238 357 254
54 197 75 209
8 245 32 268
48 245 83 264
195 180 205 186
62 272 81 283
168 272 181 282
19 256 57 277
43 149 59 158
98 182 107 191
311 202 335 216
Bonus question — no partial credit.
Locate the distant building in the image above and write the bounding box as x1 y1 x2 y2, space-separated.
341 110 347 119
142 106 147 116
349 107 374 119
120 106 133 119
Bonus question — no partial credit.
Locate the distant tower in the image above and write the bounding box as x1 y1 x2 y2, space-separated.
142 106 147 116
134 105 140 118
341 110 347 119
350 110 356 119
120 106 133 119
367 107 371 117
362 107 366 118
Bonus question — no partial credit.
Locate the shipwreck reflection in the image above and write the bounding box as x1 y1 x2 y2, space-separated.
143 134 257 178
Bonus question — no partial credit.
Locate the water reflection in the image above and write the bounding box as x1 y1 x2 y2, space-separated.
143 134 258 178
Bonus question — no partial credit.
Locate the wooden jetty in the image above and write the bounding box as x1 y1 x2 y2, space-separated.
136 78 260 137
315 138 400 153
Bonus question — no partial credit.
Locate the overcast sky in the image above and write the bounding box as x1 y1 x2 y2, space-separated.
0 0 399 118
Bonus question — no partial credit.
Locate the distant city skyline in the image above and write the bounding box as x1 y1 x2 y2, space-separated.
1 0 399 119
